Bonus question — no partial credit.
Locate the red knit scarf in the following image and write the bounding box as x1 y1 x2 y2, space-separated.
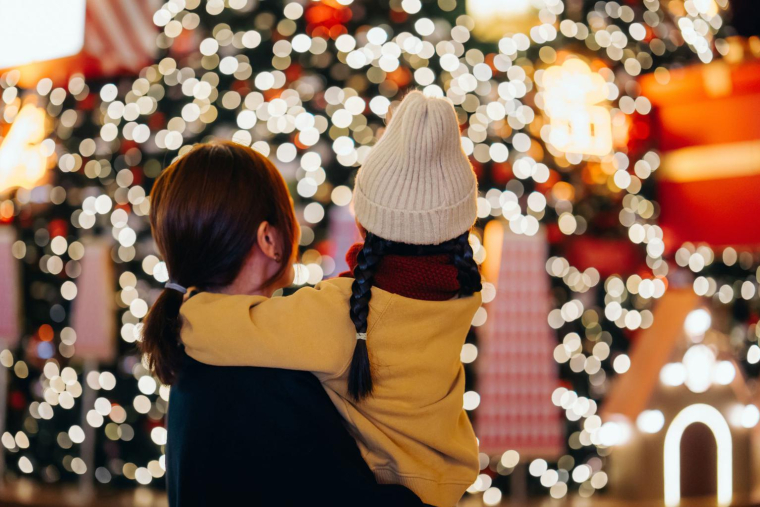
339 243 460 301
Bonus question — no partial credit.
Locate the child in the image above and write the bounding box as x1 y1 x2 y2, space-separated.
179 92 481 506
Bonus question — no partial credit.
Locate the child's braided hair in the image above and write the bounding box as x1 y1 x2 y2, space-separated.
347 231 482 401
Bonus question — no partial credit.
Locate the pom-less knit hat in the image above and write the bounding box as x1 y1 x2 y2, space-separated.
353 91 478 246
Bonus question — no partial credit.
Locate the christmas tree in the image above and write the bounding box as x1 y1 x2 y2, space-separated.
0 0 753 502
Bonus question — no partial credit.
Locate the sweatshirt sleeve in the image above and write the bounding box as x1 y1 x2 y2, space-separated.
178 280 357 376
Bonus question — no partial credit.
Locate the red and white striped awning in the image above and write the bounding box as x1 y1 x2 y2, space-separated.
84 0 161 75
0 0 160 85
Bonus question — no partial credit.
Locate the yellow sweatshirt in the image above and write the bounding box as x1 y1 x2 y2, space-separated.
179 277 481 506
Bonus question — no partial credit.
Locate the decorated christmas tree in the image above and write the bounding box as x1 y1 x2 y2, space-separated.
0 0 756 503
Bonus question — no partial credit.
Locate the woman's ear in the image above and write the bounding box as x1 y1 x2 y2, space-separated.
257 221 280 261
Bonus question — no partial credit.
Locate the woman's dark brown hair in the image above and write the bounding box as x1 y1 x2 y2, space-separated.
141 142 298 385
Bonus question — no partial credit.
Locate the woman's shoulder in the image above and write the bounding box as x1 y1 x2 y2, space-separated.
180 278 354 315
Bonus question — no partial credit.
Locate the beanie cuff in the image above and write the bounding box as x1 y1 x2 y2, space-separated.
353 181 478 246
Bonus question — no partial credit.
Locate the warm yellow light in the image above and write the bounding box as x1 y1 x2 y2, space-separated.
0 0 86 68
682 344 715 394
694 0 720 16
482 219 504 288
0 105 49 193
684 309 712 339
660 140 760 183
636 409 665 434
664 404 732 507
542 59 612 157
466 0 537 41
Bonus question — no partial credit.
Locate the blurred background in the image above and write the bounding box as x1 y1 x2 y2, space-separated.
0 0 759 505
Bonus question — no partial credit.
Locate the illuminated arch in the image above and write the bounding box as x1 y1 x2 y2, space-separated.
663 404 732 507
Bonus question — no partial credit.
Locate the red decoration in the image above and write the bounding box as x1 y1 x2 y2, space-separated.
470 159 485 181
305 2 352 36
640 59 760 247
659 174 760 249
284 62 303 85
640 60 760 151
130 167 143 187
490 161 513 186
48 218 68 239
9 391 25 411
386 66 412 88
390 9 408 23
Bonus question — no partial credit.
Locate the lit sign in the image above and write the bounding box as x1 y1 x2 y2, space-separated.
0 0 86 68
466 0 538 41
542 59 613 157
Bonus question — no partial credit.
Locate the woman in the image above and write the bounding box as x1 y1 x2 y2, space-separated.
142 142 424 506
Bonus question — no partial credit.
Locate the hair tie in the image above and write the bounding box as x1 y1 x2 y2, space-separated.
165 282 188 294
356 333 367 341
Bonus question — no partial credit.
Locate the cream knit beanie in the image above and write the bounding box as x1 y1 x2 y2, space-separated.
353 91 478 246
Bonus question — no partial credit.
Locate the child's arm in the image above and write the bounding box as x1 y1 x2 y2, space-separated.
178 281 357 376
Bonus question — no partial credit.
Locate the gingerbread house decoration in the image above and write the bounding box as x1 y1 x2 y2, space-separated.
602 289 760 506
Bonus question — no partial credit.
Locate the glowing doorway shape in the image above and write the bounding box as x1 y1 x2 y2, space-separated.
663 404 732 507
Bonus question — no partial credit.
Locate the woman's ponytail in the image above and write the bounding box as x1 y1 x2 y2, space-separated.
347 233 390 401
141 287 185 385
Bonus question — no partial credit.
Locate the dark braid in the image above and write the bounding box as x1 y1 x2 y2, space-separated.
348 233 391 401
347 230 481 401
452 232 482 296
386 232 481 295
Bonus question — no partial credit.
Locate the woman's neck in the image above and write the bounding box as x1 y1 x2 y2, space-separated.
205 247 281 297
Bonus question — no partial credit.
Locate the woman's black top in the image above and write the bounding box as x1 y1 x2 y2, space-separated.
166 353 426 506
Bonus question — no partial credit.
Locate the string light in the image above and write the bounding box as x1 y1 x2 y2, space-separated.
0 0 748 498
